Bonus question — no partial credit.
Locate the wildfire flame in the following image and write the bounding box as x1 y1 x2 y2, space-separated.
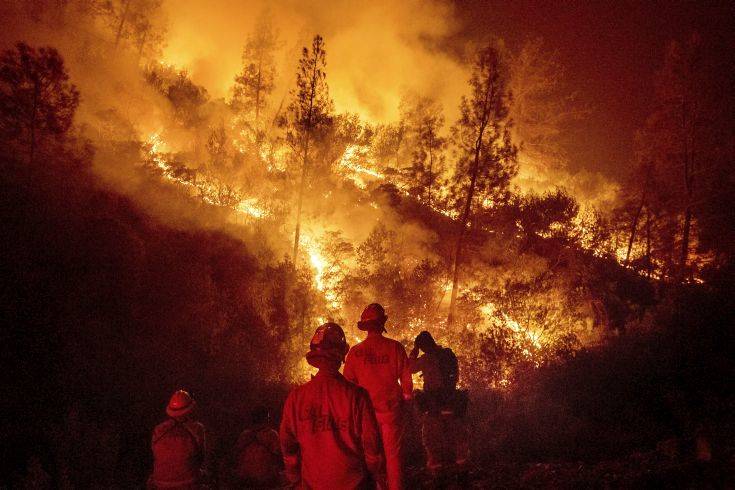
143 129 629 386
479 302 543 350
236 198 268 219
146 132 270 220
301 233 341 311
338 144 384 189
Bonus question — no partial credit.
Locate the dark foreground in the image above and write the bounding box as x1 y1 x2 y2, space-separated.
3 121 734 489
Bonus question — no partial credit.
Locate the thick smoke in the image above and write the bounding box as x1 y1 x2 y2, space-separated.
0 0 618 215
159 0 617 207
161 0 467 122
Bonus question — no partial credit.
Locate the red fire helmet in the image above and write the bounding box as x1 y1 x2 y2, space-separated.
166 389 196 418
358 303 388 332
307 322 349 365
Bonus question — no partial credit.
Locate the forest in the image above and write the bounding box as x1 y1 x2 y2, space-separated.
1 0 734 487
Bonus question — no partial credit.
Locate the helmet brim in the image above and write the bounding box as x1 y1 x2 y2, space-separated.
306 349 345 367
166 399 195 418
357 319 387 332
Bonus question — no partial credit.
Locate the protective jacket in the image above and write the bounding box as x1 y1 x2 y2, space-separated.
150 418 206 488
410 347 458 393
233 425 281 486
410 346 468 472
280 369 385 489
345 333 412 490
344 334 412 413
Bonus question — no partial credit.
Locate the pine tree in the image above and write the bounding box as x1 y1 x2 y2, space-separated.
397 95 446 205
102 0 164 53
285 35 333 262
0 43 79 163
637 33 721 280
231 12 277 142
509 38 581 172
447 44 517 327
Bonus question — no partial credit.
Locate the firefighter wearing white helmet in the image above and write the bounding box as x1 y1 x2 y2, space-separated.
344 304 413 490
280 322 387 489
148 390 208 489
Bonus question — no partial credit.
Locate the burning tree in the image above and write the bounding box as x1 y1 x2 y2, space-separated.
515 188 580 245
371 122 405 171
396 94 447 205
621 33 729 281
509 38 582 174
615 157 658 276
447 44 518 327
284 35 334 262
231 11 278 145
102 0 165 53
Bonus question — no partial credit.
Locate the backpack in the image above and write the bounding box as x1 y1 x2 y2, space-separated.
234 428 279 483
151 420 204 483
437 347 459 390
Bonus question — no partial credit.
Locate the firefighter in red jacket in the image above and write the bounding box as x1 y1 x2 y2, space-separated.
344 303 412 490
148 390 207 489
280 322 387 489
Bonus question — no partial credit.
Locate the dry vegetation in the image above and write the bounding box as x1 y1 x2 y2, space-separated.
1 1 734 487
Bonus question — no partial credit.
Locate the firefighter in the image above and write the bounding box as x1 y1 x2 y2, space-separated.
409 331 468 479
280 322 387 489
344 303 412 490
148 390 207 489
231 406 281 488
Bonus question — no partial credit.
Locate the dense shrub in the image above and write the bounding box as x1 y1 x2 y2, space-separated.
0 149 291 484
470 282 735 463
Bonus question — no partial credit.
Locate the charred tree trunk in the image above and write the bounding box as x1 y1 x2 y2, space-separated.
645 207 652 277
448 109 489 327
680 203 692 276
114 0 131 49
624 191 646 265
255 59 262 127
679 99 695 280
136 27 148 64
292 63 318 262
270 96 285 135
447 215 468 327
29 79 39 164
426 132 434 206
292 136 310 261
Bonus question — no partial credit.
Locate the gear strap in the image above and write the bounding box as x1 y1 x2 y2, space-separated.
153 419 203 456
